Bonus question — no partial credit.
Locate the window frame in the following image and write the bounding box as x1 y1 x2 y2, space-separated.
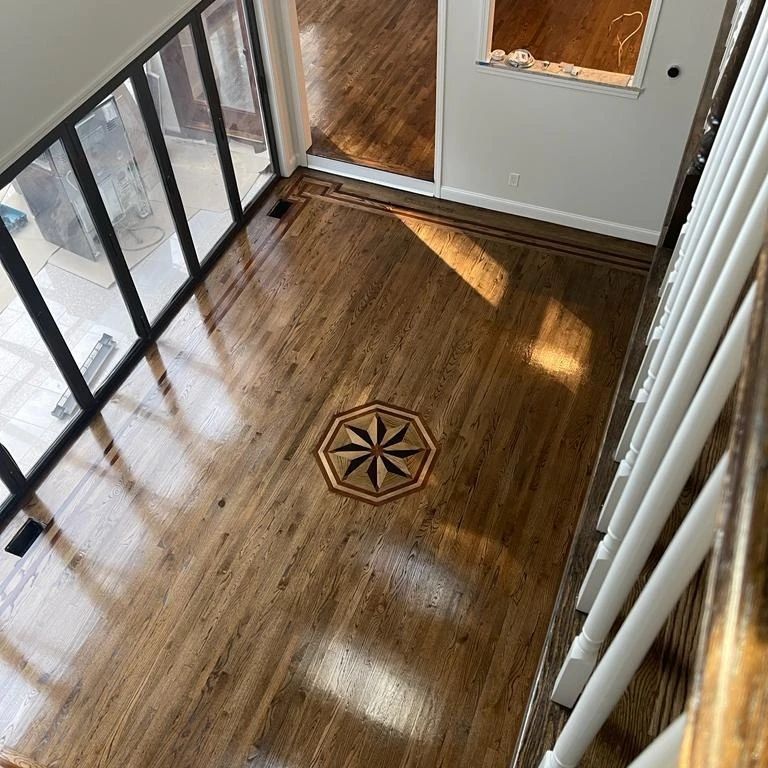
476 0 664 95
0 0 279 532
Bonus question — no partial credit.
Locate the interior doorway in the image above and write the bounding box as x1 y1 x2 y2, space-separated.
295 0 437 181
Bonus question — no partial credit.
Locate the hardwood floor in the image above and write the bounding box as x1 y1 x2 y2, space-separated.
0 172 646 768
297 0 436 180
492 0 652 75
512 248 731 766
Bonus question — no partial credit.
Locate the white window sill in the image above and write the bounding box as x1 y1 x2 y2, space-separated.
476 61 643 99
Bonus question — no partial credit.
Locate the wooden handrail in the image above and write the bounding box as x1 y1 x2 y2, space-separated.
680 234 768 766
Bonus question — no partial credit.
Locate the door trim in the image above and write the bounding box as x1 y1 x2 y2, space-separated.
305 155 435 196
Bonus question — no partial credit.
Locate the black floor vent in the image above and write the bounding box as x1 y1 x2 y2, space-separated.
5 519 45 557
267 199 293 219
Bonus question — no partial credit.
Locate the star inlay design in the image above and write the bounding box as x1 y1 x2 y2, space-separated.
316 401 438 505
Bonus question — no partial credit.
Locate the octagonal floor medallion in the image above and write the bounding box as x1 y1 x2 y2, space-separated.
316 401 438 505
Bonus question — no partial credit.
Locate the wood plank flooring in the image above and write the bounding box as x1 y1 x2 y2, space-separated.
296 0 436 180
512 247 731 766
0 172 645 768
493 0 653 75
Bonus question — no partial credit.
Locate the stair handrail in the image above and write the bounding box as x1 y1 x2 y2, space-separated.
679 237 768 767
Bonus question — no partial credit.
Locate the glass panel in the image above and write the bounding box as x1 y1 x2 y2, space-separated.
1 140 138 392
0 276 79 473
202 0 274 206
144 27 234 259
0 476 8 505
75 83 190 321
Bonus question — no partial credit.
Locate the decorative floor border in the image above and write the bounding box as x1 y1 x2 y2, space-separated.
285 172 652 274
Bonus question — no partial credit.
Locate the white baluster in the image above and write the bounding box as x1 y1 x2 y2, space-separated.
578 287 753 614
646 223 688 349
602 167 768 531
628 715 686 768
623 21 768 418
544 457 726 752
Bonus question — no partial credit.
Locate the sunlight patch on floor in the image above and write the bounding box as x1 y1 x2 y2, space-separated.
529 298 593 392
310 639 435 739
400 218 509 307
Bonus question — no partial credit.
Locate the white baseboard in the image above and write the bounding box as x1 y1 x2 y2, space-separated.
305 155 435 197
440 186 660 244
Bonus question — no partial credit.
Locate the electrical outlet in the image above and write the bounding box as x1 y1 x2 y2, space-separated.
508 173 520 187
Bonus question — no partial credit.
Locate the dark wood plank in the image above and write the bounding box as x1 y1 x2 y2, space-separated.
0 171 643 768
296 0 436 180
492 0 652 75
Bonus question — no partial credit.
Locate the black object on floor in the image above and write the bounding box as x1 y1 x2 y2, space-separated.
5 519 45 557
267 199 293 219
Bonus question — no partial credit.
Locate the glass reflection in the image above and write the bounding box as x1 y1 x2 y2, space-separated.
2 140 138 392
144 27 234 259
202 0 274 206
75 82 189 321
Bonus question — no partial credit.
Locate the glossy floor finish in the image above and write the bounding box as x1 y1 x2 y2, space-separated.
0 172 646 768
297 0 436 180
493 0 652 76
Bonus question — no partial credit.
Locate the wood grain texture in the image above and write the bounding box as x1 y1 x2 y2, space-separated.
0 171 644 768
492 0 653 75
511 244 734 767
0 749 49 768
297 0 436 180
680 247 768 768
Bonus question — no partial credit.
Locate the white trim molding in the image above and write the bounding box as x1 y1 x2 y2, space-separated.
306 156 435 197
441 186 661 244
255 0 299 175
476 62 642 99
477 0 496 62
630 0 665 87
433 0 448 195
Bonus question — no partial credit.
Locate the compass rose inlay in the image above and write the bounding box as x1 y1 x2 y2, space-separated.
316 401 438 505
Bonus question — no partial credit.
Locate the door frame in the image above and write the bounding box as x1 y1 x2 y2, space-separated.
259 0 447 197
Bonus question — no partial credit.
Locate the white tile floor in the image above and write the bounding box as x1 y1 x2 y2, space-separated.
0 139 272 476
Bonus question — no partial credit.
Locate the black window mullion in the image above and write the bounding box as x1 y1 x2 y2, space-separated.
0 219 96 411
191 14 244 222
0 444 26 496
130 65 201 278
61 123 152 339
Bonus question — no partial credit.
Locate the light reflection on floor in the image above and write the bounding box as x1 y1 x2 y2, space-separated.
399 218 510 308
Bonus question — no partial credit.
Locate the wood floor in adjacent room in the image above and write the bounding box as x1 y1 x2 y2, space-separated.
297 0 436 180
0 172 649 768
493 0 652 75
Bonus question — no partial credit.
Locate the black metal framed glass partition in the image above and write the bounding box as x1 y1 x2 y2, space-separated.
0 0 278 530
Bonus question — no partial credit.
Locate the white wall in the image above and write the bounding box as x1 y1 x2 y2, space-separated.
0 0 200 173
440 0 728 242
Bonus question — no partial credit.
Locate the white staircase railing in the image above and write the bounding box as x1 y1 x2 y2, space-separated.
536 2 768 764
